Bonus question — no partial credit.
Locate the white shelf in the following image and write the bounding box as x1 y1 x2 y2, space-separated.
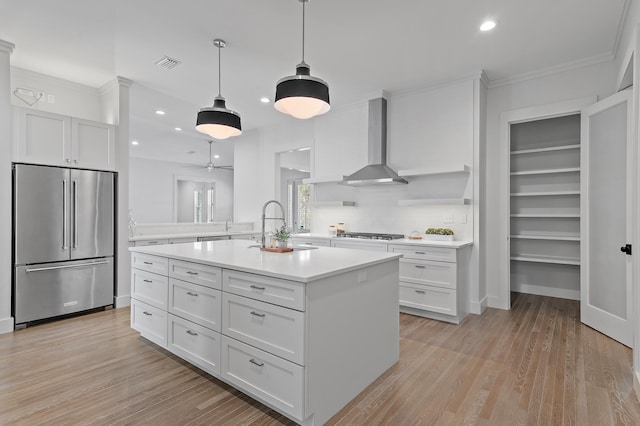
511 234 580 242
398 198 471 206
510 191 580 197
510 167 580 176
510 213 580 218
302 176 342 184
309 201 356 207
511 254 580 266
398 164 470 177
510 143 580 156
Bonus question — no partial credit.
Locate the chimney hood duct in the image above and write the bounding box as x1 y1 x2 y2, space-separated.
341 98 408 186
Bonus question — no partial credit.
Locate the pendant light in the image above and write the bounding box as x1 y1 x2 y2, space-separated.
274 0 330 119
196 39 242 139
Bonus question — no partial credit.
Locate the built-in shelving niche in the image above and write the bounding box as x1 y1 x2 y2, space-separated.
509 114 581 300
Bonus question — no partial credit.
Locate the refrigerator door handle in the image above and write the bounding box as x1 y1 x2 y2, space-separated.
62 179 68 250
73 180 78 249
25 260 110 273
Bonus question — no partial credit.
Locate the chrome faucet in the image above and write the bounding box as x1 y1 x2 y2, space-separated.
261 200 286 248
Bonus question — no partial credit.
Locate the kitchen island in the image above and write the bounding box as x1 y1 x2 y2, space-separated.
129 239 401 425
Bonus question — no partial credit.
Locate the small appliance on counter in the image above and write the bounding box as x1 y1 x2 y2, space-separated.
12 163 115 329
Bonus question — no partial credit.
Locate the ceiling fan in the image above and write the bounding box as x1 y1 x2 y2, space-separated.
181 140 233 172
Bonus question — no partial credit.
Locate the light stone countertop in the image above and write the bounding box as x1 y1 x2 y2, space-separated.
129 230 258 242
290 233 473 249
129 239 402 283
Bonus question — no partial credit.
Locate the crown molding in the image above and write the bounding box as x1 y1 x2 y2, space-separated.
390 70 484 100
11 66 101 95
487 52 614 89
99 76 134 95
0 39 15 54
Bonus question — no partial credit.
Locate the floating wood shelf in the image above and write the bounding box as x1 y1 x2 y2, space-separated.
510 254 580 266
510 167 580 176
510 142 580 155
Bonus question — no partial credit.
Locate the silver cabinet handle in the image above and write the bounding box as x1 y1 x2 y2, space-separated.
66 158 71 163
415 289 426 294
73 159 78 164
143 311 152 316
249 359 264 367
250 285 265 291
72 180 78 249
186 330 198 336
250 311 265 318
186 271 199 275
147 241 158 244
143 261 153 265
186 291 199 297
415 251 426 255
26 260 109 273
143 279 152 283
414 265 426 269
62 179 68 249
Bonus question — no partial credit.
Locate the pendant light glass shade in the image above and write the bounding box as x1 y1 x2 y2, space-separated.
275 0 330 119
196 39 242 139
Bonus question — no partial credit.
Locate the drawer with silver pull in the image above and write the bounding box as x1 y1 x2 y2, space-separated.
222 270 304 311
221 335 304 421
399 283 457 316
131 252 169 275
388 245 456 262
169 259 222 290
168 313 221 376
168 278 222 331
130 298 167 348
399 259 456 290
222 292 304 364
131 268 169 309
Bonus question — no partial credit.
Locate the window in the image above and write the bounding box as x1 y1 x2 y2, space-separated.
287 179 311 232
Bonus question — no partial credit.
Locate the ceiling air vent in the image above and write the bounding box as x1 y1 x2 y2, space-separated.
154 56 181 69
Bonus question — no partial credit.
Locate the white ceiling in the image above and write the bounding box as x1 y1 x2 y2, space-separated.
0 0 629 165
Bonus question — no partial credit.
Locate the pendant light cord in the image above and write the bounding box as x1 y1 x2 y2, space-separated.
217 43 222 98
301 0 306 64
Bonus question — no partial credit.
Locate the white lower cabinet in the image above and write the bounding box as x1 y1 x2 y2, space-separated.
131 298 168 348
221 335 304 420
168 278 222 331
222 292 305 365
389 243 470 324
168 313 221 376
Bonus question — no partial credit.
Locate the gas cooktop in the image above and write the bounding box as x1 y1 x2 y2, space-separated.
335 232 405 241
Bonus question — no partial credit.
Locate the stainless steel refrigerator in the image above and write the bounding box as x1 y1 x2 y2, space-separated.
13 164 115 328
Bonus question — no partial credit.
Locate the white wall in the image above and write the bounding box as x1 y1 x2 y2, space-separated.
0 41 14 333
129 156 234 223
484 60 618 309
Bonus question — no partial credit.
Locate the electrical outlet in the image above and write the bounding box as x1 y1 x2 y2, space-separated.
443 215 454 224
47 94 55 104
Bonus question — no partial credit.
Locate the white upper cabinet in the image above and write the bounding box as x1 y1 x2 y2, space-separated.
13 107 116 171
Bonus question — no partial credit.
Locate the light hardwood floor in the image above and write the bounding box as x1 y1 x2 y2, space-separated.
1 293 639 425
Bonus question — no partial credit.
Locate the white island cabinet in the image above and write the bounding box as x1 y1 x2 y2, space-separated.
129 239 400 425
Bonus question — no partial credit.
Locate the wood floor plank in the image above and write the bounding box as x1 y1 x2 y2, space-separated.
2 293 640 425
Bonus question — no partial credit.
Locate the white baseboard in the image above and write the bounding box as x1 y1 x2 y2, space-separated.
114 295 130 308
470 296 488 315
0 316 14 334
511 283 580 301
487 295 510 310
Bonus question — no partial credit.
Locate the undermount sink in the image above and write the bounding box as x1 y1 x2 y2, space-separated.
248 244 318 251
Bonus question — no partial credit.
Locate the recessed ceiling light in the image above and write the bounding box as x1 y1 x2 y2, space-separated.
155 110 165 115
480 20 496 32
131 140 139 146
260 97 270 103
214 154 220 159
174 127 182 131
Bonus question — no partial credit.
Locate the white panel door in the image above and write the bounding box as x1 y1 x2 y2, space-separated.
581 89 633 347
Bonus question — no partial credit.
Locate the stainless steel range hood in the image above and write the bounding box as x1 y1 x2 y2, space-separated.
341 97 408 186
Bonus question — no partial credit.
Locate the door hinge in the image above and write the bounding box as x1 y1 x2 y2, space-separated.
621 244 632 255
